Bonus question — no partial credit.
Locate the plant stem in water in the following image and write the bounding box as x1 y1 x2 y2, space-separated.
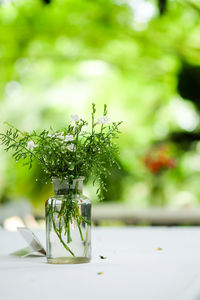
51 203 75 256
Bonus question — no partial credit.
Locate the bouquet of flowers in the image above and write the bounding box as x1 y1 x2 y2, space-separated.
0 103 121 197
0 104 122 258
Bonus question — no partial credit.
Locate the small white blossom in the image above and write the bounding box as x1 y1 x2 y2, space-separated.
72 123 79 129
57 134 64 140
64 135 74 142
71 114 80 122
55 132 65 140
66 144 76 152
97 116 110 124
27 141 37 151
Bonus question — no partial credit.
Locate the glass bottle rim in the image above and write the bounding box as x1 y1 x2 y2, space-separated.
51 176 85 182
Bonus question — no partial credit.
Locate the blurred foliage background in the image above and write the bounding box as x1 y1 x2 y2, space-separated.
1 0 200 213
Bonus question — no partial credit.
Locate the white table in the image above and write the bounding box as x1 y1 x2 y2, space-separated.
1 227 200 300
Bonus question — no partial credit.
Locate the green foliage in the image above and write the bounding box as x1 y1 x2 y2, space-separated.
0 104 122 200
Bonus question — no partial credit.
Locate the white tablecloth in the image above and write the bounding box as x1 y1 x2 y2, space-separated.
1 227 200 300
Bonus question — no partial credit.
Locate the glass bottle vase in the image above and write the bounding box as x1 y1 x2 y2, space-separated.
45 177 91 264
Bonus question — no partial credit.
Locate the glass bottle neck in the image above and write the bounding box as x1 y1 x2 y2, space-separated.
52 177 84 195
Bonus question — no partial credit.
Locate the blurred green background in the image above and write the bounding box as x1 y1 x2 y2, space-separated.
1 0 200 216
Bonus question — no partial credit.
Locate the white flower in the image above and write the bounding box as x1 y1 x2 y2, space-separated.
71 114 80 122
67 144 76 152
64 135 74 142
27 141 38 151
72 123 79 129
56 132 65 139
97 116 110 124
49 133 58 138
57 134 64 140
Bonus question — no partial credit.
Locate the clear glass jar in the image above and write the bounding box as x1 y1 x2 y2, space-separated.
45 177 91 264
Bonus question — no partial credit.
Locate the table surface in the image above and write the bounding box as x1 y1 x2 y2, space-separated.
1 227 200 300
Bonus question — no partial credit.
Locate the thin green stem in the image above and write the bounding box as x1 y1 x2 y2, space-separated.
80 215 91 225
51 201 75 256
74 127 79 178
77 220 84 241
67 219 72 243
